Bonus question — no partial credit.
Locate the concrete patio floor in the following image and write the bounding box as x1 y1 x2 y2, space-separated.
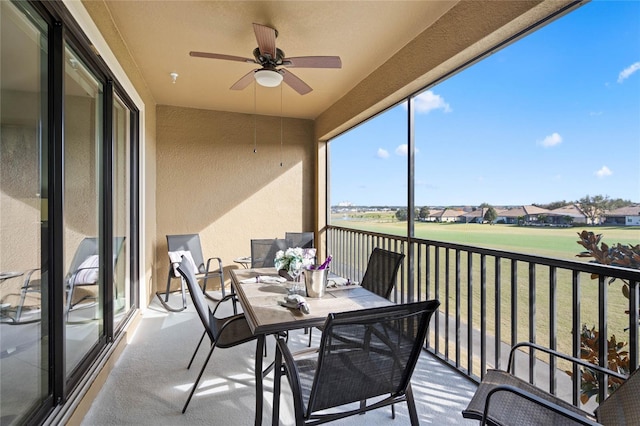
82 292 479 425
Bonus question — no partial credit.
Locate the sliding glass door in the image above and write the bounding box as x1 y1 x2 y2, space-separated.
113 95 131 327
0 0 50 420
0 1 139 423
63 44 104 375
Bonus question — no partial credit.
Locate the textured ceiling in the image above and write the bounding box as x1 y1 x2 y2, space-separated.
100 1 459 119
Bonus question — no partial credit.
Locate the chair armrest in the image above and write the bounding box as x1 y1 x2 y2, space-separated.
21 268 41 290
483 384 601 426
204 257 223 274
508 342 628 381
211 293 239 317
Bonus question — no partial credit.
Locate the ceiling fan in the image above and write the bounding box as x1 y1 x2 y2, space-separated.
190 23 341 95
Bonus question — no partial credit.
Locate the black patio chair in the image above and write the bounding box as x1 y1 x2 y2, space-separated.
285 232 315 249
250 238 288 268
462 341 639 425
273 299 440 425
308 247 405 346
176 256 257 414
158 233 226 312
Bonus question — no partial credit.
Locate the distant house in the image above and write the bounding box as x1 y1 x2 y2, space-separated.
547 204 588 225
495 207 525 224
603 206 640 226
461 208 487 223
425 209 443 222
431 208 464 223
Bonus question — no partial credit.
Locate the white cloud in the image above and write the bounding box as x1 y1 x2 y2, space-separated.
538 132 562 148
376 148 389 159
413 91 452 114
393 144 419 156
618 62 640 83
595 166 613 178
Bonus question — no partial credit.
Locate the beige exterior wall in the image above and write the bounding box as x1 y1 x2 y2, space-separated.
155 105 315 292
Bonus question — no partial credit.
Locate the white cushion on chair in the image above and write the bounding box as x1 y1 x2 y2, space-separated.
75 255 100 284
169 250 199 278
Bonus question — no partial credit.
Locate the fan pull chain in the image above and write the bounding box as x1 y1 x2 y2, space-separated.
253 82 257 153
280 84 283 167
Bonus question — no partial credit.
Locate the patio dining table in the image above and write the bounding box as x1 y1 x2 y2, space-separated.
230 267 393 425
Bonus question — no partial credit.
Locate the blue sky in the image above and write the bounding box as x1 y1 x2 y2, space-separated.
330 0 640 207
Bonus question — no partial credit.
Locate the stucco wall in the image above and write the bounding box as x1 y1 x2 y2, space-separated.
155 105 315 292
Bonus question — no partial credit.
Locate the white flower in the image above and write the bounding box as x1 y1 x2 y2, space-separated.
274 247 315 273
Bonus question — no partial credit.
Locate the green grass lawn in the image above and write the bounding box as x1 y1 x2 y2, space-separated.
331 215 639 262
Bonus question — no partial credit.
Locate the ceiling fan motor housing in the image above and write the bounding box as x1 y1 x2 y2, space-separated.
253 47 285 66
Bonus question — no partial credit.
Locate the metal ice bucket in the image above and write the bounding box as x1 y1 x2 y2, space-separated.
303 268 328 298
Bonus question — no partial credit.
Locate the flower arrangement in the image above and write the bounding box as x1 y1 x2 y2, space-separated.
274 247 315 276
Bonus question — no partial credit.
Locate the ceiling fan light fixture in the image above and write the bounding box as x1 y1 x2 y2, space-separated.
254 69 283 87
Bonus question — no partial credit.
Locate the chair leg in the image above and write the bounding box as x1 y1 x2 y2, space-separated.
308 327 313 347
182 342 217 413
405 383 419 426
188 331 207 369
164 270 173 302
272 343 283 426
155 270 187 312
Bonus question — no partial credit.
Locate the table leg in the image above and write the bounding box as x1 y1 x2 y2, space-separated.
255 334 265 426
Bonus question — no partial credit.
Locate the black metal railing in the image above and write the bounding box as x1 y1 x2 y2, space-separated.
327 225 639 409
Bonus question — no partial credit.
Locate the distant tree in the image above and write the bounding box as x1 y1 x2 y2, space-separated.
419 206 430 220
537 200 569 210
579 194 610 224
484 206 498 224
608 198 634 209
395 208 408 221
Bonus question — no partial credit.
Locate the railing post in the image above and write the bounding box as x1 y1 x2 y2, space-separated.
571 270 581 406
495 257 502 370
629 280 639 372
549 266 557 394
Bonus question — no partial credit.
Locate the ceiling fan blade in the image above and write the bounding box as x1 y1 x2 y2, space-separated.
281 69 312 95
253 23 277 59
230 70 256 90
190 51 256 64
283 56 342 69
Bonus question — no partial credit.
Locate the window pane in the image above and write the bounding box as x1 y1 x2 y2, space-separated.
330 104 408 235
64 44 104 375
113 95 130 326
0 0 50 421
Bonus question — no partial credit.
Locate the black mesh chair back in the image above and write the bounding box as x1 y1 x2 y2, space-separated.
273 300 440 425
178 257 215 341
285 232 315 249
360 248 405 299
251 238 288 268
167 234 206 273
596 367 640 425
176 257 255 413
